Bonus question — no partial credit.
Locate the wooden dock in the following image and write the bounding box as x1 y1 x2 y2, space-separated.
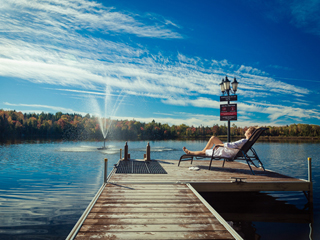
67 158 312 240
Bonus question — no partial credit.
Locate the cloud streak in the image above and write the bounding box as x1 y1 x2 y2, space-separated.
162 97 320 122
0 0 317 125
3 102 85 115
1 0 182 39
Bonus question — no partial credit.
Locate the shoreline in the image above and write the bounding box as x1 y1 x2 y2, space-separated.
178 135 320 141
1 135 320 143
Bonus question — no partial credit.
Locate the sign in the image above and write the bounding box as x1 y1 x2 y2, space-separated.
220 95 237 102
220 104 237 121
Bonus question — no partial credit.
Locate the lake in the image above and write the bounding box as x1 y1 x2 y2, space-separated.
0 139 319 240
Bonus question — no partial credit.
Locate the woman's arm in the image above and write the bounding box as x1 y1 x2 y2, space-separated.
224 139 247 149
212 143 224 151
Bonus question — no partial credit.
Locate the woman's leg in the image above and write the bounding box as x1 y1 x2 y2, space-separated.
182 147 206 155
183 136 223 155
202 136 223 151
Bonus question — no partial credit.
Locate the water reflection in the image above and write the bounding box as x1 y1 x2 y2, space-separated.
0 142 109 239
0 140 319 239
0 140 179 239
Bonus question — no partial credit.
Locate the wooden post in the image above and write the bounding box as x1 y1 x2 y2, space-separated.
104 158 108 183
308 157 313 204
146 142 151 161
124 142 128 160
120 149 122 160
308 157 314 240
308 157 312 182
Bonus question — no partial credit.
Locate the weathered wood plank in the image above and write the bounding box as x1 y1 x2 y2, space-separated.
75 231 234 239
110 159 307 186
94 199 201 203
106 183 189 189
86 212 216 219
99 193 195 198
97 196 195 201
83 217 220 225
102 189 193 194
80 223 227 232
93 203 204 208
72 158 311 240
90 206 210 213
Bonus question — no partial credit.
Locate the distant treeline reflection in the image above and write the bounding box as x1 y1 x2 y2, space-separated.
1 110 320 140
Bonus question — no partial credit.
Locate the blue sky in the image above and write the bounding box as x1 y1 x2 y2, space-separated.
1 0 320 127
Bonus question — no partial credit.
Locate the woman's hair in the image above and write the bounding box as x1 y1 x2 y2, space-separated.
247 126 257 135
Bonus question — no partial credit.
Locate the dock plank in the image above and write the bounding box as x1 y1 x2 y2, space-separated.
72 159 311 240
86 212 216 219
75 231 235 239
80 223 227 232
83 217 220 225
90 206 210 213
76 182 237 240
108 160 310 193
93 203 204 207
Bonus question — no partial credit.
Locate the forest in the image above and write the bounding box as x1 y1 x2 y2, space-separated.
1 110 320 140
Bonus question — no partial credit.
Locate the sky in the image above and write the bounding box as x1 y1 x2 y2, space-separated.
1 0 320 127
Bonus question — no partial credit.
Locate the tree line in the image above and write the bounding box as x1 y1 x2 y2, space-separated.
1 110 320 140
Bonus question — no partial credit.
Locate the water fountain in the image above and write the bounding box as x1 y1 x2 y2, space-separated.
97 138 107 150
89 86 125 150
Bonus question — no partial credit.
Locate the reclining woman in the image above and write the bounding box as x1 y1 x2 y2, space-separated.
183 126 257 158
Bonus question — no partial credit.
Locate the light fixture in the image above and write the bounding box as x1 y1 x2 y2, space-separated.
220 78 225 94
231 77 239 94
223 76 231 91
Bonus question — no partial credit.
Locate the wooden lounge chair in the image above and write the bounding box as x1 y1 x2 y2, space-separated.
178 127 268 175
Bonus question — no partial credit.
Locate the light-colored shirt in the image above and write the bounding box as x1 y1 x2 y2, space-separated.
205 139 247 158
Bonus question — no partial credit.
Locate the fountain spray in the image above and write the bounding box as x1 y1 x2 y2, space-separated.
89 86 126 150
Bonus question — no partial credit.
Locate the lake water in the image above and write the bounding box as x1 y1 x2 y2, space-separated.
0 139 319 240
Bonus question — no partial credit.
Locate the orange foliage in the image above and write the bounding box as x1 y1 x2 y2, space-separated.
57 119 66 129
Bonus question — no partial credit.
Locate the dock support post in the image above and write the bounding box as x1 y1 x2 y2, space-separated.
124 142 128 160
104 158 108 183
120 148 122 159
308 157 314 240
308 157 313 204
308 157 312 183
145 142 151 161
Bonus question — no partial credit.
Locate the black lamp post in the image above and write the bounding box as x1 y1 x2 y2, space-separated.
221 76 238 96
220 76 239 142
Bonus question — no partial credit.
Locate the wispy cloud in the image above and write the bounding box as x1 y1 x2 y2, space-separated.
243 101 320 121
3 102 85 115
162 97 320 122
0 0 316 125
118 113 221 127
118 112 280 127
1 0 182 39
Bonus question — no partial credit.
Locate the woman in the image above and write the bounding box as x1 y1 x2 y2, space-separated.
182 126 257 158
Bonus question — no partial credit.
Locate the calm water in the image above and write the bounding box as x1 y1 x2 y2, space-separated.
0 139 319 240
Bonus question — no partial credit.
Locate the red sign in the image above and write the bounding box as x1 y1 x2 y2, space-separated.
220 104 237 121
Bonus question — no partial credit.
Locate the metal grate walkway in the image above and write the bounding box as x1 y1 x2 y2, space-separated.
115 160 167 174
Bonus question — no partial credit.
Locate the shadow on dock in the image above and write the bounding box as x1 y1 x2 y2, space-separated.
200 191 313 240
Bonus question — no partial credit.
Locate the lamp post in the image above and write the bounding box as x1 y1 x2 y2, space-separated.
220 76 239 142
